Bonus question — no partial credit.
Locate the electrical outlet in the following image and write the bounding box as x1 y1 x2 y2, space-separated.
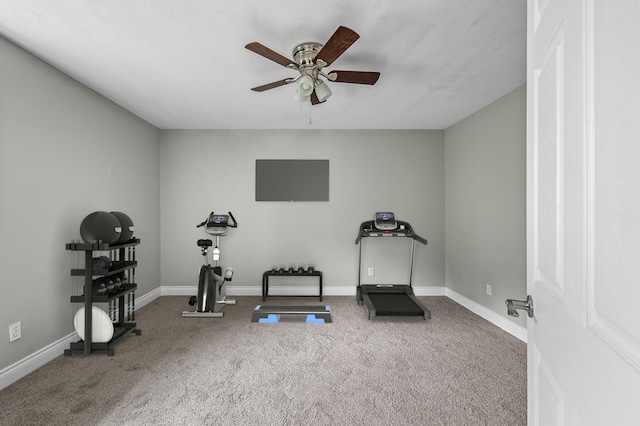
9 322 21 342
368 267 374 276
486 285 492 296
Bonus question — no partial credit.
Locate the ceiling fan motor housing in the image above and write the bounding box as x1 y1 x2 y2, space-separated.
293 42 323 67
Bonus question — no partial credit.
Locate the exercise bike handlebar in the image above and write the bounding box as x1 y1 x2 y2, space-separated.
196 211 238 228
227 211 238 228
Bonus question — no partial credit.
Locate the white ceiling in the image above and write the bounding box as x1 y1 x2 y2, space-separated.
0 0 526 130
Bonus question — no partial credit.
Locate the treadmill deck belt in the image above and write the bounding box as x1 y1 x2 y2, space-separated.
367 293 424 316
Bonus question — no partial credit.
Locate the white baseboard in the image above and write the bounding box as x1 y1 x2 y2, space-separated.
136 287 161 308
445 288 527 343
0 287 162 391
160 286 196 296
1 285 526 391
162 285 352 297
414 286 447 297
165 285 448 298
0 332 77 391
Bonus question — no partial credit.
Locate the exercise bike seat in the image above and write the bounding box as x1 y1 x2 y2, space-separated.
197 239 213 247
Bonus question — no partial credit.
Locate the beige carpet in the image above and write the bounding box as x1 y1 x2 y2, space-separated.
0 296 527 425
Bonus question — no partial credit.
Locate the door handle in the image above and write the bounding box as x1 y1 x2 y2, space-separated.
505 295 534 318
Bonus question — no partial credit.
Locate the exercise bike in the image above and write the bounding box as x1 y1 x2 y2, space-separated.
182 211 238 318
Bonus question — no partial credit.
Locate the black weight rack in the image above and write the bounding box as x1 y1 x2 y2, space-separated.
65 239 141 356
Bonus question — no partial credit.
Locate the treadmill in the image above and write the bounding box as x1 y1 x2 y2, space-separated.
355 212 431 320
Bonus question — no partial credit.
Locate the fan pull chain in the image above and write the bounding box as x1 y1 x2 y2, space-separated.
308 101 312 125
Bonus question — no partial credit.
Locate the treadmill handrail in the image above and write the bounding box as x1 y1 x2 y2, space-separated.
355 220 428 245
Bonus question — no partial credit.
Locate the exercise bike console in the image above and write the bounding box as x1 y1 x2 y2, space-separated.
197 211 238 235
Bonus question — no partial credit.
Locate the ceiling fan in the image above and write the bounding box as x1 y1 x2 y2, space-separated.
245 26 380 105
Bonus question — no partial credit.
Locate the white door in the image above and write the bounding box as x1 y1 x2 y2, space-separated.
527 0 640 424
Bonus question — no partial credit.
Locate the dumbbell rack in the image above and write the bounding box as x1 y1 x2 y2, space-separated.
65 238 141 356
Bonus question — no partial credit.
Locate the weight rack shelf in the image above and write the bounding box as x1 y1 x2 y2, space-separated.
70 284 137 303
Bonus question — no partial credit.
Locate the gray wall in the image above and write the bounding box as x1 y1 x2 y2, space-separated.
0 37 161 370
444 85 527 326
159 130 446 294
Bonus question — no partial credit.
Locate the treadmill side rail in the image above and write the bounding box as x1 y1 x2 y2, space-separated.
360 293 377 319
407 293 431 319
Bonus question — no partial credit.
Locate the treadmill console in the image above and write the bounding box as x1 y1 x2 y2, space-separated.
374 212 397 230
356 214 427 245
205 213 230 235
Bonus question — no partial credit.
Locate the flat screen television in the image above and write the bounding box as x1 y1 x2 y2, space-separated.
255 159 329 201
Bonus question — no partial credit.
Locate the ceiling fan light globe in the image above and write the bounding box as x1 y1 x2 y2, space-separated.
297 75 314 96
294 88 310 102
315 82 332 102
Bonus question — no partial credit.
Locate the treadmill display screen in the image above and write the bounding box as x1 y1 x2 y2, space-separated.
376 212 394 221
374 212 397 230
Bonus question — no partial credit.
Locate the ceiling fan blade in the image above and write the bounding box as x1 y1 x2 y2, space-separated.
310 92 323 105
250 78 293 92
328 70 380 85
245 42 298 69
315 26 360 67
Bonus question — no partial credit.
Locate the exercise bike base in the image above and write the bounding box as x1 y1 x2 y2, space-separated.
181 311 224 318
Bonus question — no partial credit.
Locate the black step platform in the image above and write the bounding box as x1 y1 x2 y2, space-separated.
251 305 332 323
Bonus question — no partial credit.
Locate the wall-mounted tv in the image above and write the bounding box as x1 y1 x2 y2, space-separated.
255 159 329 201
